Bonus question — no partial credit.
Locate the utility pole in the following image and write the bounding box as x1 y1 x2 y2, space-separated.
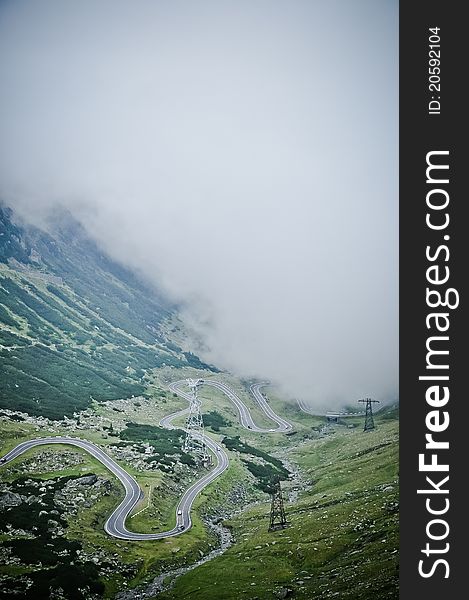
268 477 288 531
358 398 380 432
183 379 209 464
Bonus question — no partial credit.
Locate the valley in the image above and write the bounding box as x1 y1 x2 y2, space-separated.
0 207 398 599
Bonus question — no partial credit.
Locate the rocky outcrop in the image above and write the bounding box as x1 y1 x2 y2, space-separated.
73 474 98 486
0 491 23 508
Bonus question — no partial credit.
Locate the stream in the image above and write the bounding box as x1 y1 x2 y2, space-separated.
115 520 233 599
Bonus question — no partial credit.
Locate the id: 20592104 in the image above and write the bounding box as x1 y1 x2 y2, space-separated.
428 27 441 115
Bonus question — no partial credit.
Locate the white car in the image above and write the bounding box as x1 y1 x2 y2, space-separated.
216 446 221 451
177 510 182 515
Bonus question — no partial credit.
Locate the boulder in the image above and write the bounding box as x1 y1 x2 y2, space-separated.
74 474 98 486
0 492 23 508
275 588 293 599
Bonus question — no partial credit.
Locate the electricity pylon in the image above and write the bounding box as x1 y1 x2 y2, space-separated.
183 379 209 462
358 398 380 432
268 477 288 531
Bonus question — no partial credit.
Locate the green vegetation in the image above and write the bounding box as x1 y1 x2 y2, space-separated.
242 460 288 493
183 352 220 372
119 422 185 451
0 428 245 597
0 207 217 419
0 410 24 421
0 330 30 347
0 474 70 535
0 302 18 328
159 417 399 600
222 435 287 471
0 206 31 264
0 473 105 600
0 343 145 419
1 277 80 335
0 560 104 600
0 208 399 599
203 410 232 431
221 435 289 493
118 422 195 470
0 382 399 600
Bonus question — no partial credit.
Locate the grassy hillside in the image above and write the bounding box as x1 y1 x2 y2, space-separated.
0 364 398 599
157 415 399 600
0 205 398 599
0 206 215 419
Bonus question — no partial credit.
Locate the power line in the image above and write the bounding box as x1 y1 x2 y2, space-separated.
268 477 288 531
358 397 380 432
183 379 209 463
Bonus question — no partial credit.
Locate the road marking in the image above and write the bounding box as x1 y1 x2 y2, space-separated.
130 485 152 519
1 380 291 540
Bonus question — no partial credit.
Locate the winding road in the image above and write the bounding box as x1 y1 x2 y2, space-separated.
0 379 292 541
297 398 365 418
166 380 292 433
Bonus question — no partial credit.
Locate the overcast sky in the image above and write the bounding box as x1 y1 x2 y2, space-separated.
0 0 398 408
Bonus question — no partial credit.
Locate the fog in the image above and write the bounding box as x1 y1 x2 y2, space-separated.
0 0 398 408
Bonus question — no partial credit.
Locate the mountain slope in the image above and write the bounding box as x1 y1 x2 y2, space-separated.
159 416 399 600
0 205 214 419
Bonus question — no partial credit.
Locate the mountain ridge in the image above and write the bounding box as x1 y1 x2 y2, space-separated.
0 205 216 419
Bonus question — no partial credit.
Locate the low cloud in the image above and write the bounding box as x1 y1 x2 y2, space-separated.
0 0 398 407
